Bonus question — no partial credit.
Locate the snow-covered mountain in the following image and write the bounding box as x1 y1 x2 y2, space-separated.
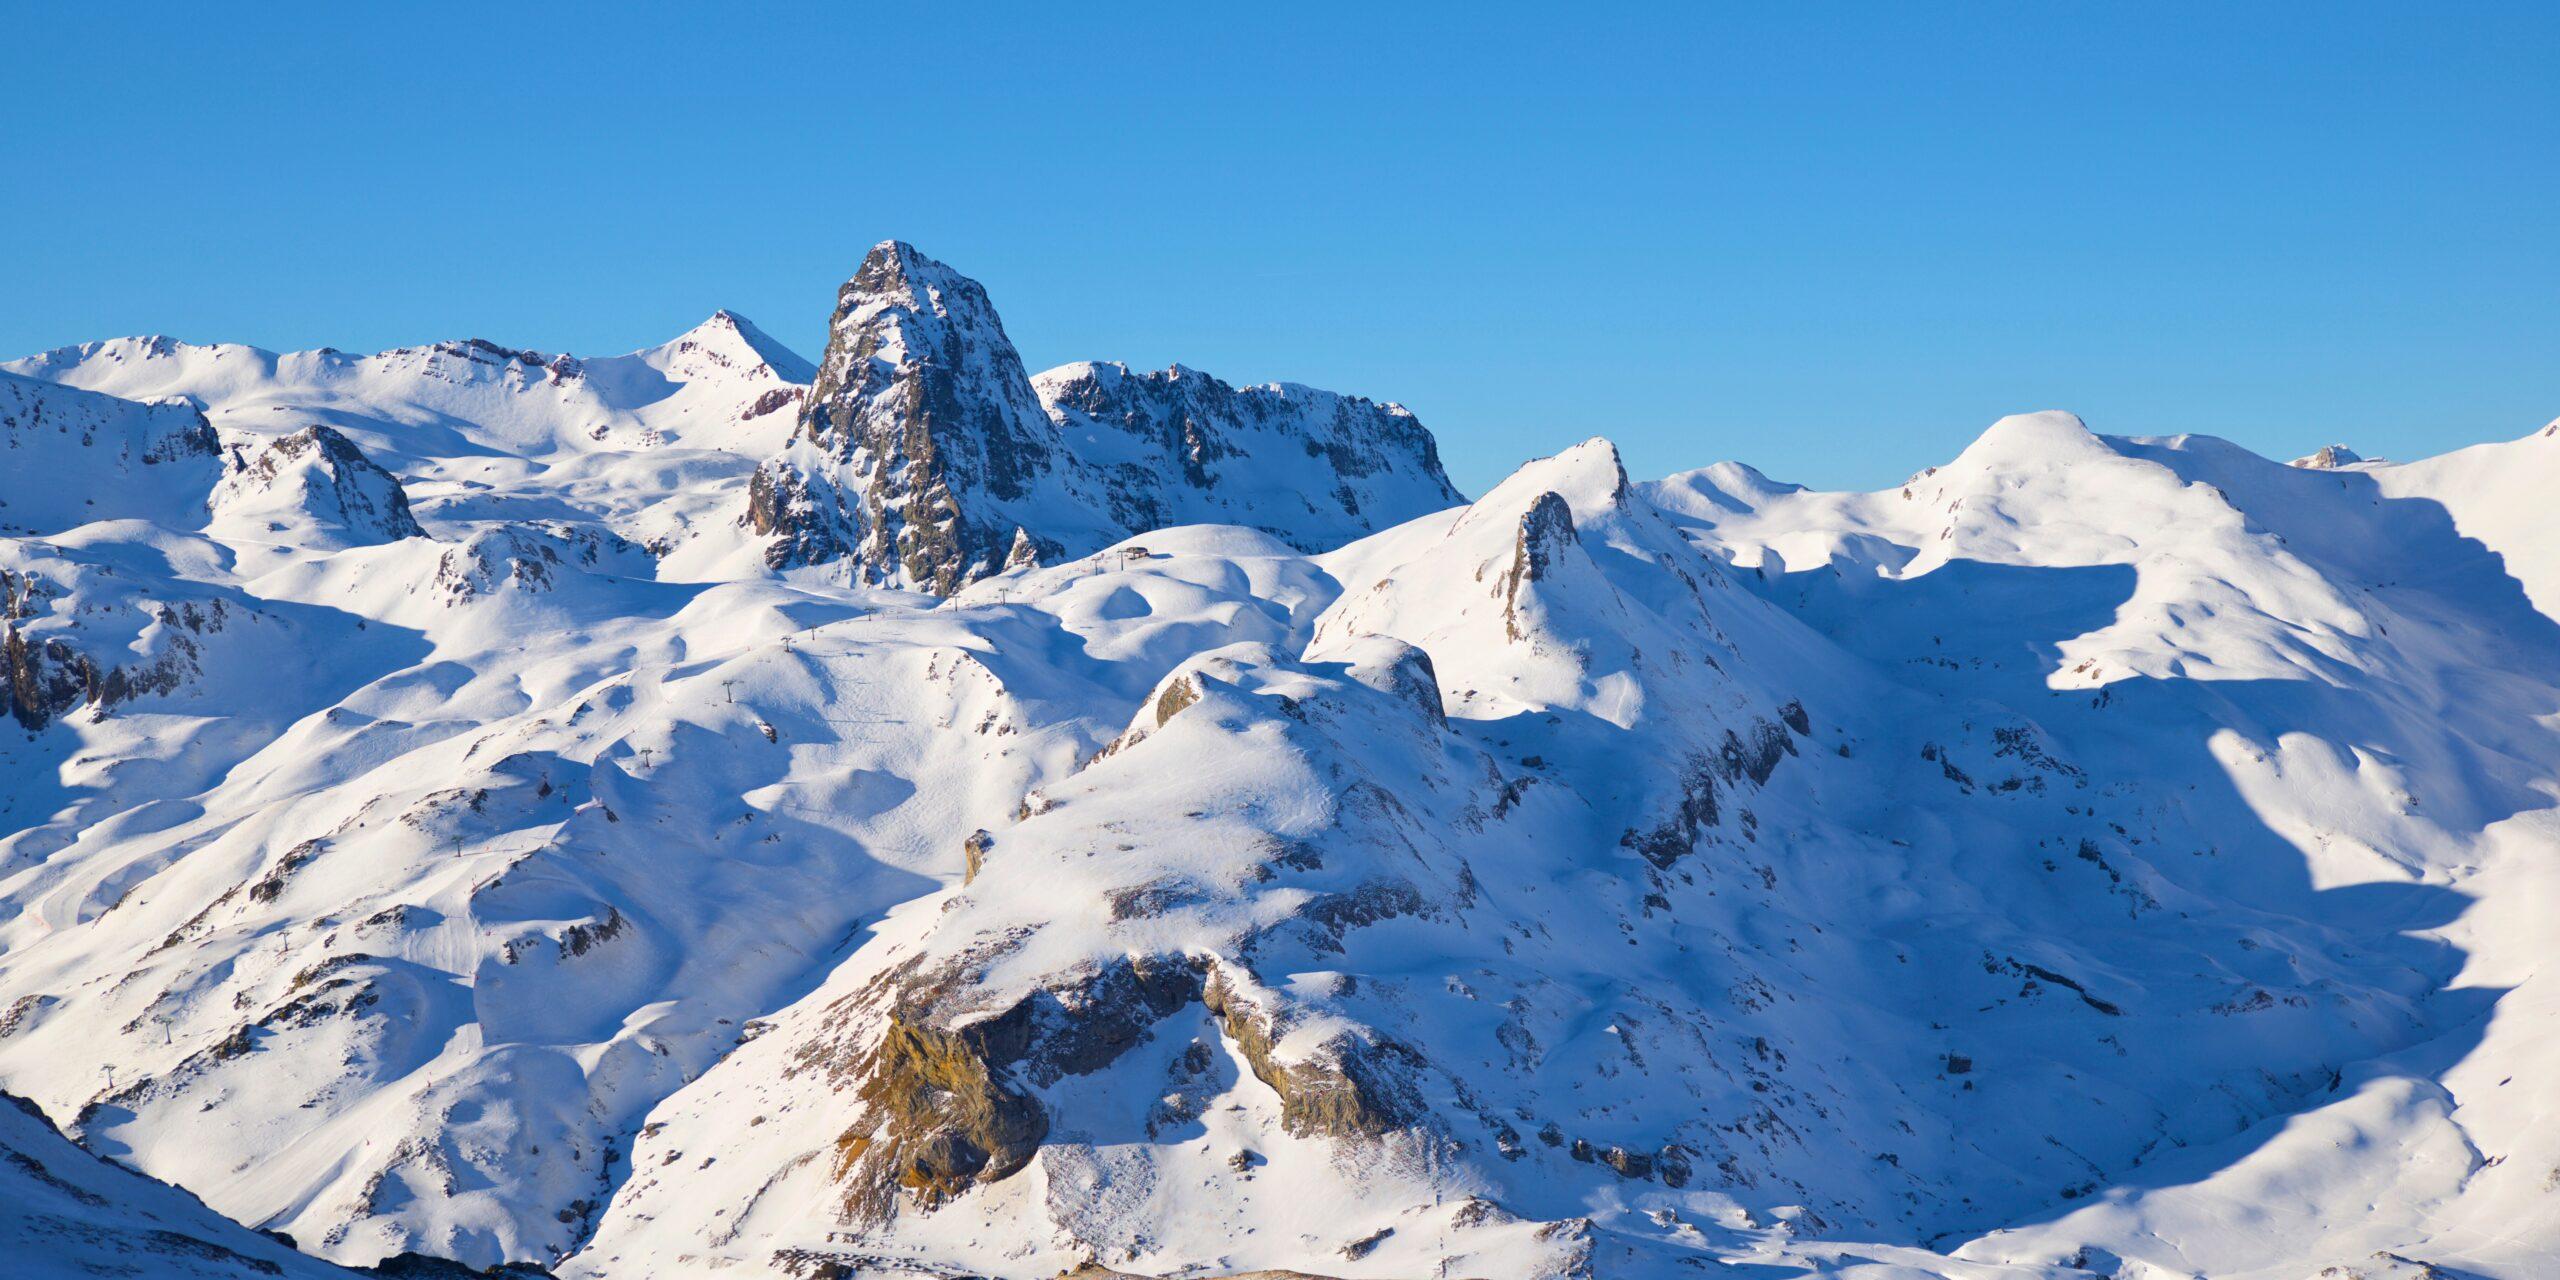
4 255 2559 1280
745 241 1462 591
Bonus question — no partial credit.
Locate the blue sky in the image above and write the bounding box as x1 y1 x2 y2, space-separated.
4 3 2553 494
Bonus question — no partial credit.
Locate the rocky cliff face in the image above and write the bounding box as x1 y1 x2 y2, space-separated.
746 241 1064 590
746 242 1462 591
0 542 261 730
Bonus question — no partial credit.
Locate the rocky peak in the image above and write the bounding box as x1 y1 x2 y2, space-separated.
804 241 1048 471
745 242 1463 593
1465 437 1630 532
744 241 1060 590
211 425 424 547
651 310 817 386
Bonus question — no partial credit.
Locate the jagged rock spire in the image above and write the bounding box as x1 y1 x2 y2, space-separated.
745 241 1463 593
747 241 1062 591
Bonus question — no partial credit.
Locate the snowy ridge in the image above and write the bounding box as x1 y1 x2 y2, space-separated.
2 313 818 579
0 370 222 537
577 420 2560 1278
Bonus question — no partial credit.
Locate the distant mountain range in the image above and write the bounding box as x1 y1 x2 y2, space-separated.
4 246 2557 1280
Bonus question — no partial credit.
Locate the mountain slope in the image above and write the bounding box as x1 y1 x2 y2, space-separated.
0 251 1481 1273
1 1090 361 1279
577 424 2550 1279
1642 412 2560 1278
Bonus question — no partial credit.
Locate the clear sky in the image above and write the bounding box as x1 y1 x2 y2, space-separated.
5 3 2553 494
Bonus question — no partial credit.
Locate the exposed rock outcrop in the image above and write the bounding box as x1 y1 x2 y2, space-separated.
1201 967 1425 1140
2 562 230 729
213 424 423 545
2289 443 2373 469
429 523 646 605
810 954 1207 1222
1503 491 1580 641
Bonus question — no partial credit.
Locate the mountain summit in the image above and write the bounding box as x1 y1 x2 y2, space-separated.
746 241 1461 591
